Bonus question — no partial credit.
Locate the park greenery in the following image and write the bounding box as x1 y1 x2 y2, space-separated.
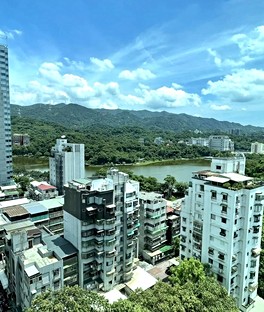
26 258 238 312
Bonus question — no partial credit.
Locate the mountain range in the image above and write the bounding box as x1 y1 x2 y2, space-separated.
10 103 264 133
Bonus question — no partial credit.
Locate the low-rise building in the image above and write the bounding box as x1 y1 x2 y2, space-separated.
28 181 58 201
3 220 77 310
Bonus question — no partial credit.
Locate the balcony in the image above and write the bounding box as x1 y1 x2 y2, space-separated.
106 250 116 258
106 269 115 276
249 282 258 292
86 206 97 216
231 266 238 275
251 248 261 257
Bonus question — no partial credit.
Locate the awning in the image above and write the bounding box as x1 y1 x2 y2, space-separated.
0 270 8 289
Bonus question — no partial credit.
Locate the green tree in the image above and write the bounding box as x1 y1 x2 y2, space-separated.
169 257 206 286
162 175 177 199
26 285 111 312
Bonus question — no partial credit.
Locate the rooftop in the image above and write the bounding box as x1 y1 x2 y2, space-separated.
22 243 58 269
3 220 36 233
37 184 56 191
125 266 157 292
42 234 77 259
22 202 48 215
3 205 29 218
0 198 30 209
39 196 64 210
139 191 164 201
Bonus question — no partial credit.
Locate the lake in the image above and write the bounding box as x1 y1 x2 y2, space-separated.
13 157 210 183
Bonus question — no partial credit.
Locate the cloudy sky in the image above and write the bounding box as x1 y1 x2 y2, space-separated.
1 0 264 126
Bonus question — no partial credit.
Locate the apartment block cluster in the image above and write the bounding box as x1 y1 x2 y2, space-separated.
188 135 235 151
1 44 263 312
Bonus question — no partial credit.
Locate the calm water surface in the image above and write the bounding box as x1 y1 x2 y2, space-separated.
14 157 210 183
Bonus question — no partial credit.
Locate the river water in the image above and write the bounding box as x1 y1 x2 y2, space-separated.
13 157 210 183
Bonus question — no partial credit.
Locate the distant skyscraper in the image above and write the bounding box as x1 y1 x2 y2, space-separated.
0 44 13 185
49 137 85 194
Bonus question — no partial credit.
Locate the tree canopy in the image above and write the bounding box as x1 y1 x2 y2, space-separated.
26 259 238 312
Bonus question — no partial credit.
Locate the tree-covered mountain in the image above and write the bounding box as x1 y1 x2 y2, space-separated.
10 103 264 133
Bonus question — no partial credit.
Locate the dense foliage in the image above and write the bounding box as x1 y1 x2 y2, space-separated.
26 259 238 312
11 103 264 133
12 116 236 165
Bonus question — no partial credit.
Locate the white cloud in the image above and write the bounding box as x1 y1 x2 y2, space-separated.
232 25 264 56
202 69 264 103
120 84 201 109
119 68 156 80
90 57 114 71
38 62 62 82
0 29 23 39
210 104 231 111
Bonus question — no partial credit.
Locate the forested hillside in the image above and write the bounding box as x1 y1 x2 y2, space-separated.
11 103 264 133
12 116 221 164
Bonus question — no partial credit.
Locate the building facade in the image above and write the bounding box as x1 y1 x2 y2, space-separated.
251 142 264 154
138 192 169 264
0 44 13 185
180 156 264 311
209 135 234 152
3 221 77 309
49 137 85 194
63 169 140 292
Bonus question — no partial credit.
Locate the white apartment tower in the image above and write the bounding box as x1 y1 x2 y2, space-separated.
0 44 13 185
209 135 234 152
63 169 140 292
180 155 264 311
251 142 264 154
49 137 85 194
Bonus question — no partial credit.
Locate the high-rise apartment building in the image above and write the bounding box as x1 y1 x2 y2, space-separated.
180 155 263 311
63 169 140 292
0 44 13 185
138 192 168 264
49 137 85 194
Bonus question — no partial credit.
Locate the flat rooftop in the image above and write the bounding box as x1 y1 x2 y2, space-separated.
22 243 59 270
139 191 163 201
3 205 29 218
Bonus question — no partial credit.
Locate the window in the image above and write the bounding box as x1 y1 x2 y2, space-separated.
220 229 226 237
182 226 186 232
200 185 204 192
222 194 228 201
218 252 225 260
221 217 227 224
208 248 214 255
209 258 213 264
182 217 186 223
216 165 222 170
221 205 227 214
211 191 217 199
217 275 223 282
250 272 255 279
211 214 216 220
219 263 223 269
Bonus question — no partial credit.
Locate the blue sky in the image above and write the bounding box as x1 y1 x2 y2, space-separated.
1 0 264 126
